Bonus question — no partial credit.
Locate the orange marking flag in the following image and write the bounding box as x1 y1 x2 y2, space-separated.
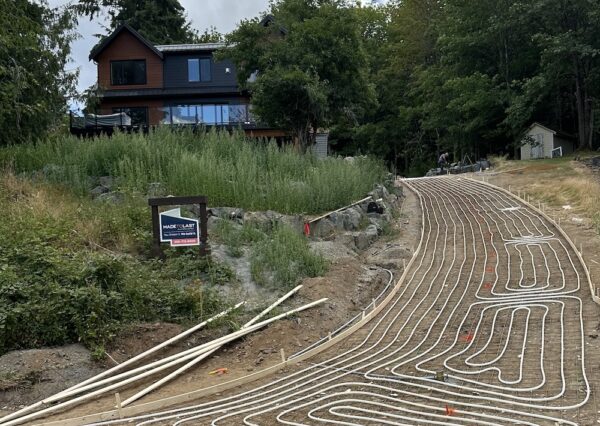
209 368 229 376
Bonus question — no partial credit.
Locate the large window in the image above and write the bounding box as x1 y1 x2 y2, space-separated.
111 60 147 85
188 58 212 82
163 104 250 125
112 107 148 126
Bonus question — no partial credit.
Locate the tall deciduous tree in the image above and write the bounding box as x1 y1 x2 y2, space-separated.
76 0 197 44
223 0 376 149
0 0 77 145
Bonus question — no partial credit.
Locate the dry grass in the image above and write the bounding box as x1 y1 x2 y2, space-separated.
521 162 600 234
0 170 148 254
488 154 511 171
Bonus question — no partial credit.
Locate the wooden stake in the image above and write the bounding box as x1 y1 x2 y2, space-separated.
114 393 123 419
280 348 286 363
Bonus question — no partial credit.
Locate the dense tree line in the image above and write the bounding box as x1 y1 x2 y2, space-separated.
2 0 599 175
226 0 600 174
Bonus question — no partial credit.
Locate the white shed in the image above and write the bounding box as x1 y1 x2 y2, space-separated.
520 122 576 160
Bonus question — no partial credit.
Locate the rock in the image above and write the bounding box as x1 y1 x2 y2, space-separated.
208 207 245 222
344 207 363 231
329 208 363 231
366 245 411 269
207 216 223 232
279 214 305 234
97 191 125 204
244 210 282 231
354 225 379 250
90 185 110 198
147 182 166 198
311 218 336 238
98 176 114 189
329 212 345 230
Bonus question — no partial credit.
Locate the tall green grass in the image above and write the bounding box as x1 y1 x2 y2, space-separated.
0 128 386 214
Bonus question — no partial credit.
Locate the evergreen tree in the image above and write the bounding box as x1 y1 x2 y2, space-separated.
77 0 197 44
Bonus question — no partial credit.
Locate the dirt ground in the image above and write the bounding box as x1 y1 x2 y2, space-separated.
0 190 422 424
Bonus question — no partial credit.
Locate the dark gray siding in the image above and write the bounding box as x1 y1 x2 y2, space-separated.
163 52 239 91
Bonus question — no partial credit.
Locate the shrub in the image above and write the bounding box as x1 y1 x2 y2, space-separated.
250 225 327 289
0 128 386 214
0 174 231 355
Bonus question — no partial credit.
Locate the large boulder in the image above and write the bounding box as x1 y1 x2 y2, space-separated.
354 225 379 250
90 185 110 198
97 191 126 204
329 207 363 231
310 218 336 238
98 176 114 189
209 207 245 223
245 210 282 231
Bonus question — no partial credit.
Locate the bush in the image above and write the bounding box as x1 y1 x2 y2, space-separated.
250 225 327 289
0 128 387 214
0 174 231 355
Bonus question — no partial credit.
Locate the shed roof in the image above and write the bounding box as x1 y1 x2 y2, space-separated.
526 122 577 141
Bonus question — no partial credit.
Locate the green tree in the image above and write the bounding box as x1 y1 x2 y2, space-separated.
0 0 77 145
530 0 600 149
76 0 197 44
223 0 376 149
197 26 223 43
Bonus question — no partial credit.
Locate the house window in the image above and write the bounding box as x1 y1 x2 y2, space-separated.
166 104 251 125
110 60 147 85
112 107 148 126
188 58 212 82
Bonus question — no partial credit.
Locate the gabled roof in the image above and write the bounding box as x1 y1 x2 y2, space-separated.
527 122 577 140
260 14 288 35
89 23 164 61
527 122 557 135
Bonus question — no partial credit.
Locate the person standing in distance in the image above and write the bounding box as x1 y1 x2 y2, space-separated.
438 152 450 174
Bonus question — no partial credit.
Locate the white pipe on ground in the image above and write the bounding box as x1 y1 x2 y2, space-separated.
0 299 327 426
121 293 321 407
0 303 245 426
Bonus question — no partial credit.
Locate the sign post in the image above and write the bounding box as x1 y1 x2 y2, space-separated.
148 196 209 258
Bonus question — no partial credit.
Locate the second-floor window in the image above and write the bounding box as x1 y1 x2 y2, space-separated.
111 60 147 85
188 58 212 82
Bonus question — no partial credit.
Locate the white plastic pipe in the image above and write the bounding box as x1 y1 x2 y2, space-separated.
0 303 245 426
0 299 327 426
121 293 322 407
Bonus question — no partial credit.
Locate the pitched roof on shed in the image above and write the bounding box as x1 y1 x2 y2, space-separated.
527 122 576 141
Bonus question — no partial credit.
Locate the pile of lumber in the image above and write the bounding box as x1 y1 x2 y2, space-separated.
0 286 326 426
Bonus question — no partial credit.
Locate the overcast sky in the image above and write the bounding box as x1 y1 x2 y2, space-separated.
47 0 271 105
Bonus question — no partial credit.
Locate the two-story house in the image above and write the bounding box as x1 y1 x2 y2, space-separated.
86 23 283 138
